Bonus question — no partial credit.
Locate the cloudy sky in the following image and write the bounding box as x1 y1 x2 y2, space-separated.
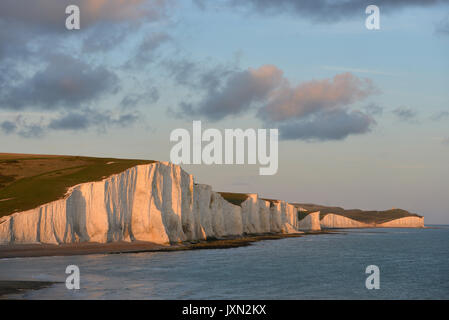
1 0 448 223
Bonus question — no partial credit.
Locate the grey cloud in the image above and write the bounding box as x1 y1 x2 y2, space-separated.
82 23 135 53
17 124 45 138
0 1 172 62
1 108 140 138
223 0 448 22
279 109 376 141
0 54 119 111
140 32 172 52
198 64 238 93
0 0 171 31
48 109 139 131
0 121 17 134
48 113 90 131
172 62 379 141
0 21 33 61
431 110 449 121
0 1 168 138
178 65 283 121
120 88 159 109
165 58 200 87
164 58 237 91
128 32 172 66
393 107 417 121
365 103 383 116
0 116 45 138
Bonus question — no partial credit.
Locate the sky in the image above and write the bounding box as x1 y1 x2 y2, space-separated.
0 0 448 224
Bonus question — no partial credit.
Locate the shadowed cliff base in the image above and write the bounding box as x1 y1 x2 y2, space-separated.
0 231 336 259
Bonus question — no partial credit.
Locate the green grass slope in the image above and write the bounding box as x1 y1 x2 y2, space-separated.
0 153 155 218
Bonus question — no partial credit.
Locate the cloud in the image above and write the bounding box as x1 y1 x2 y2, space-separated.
393 107 417 121
165 58 201 87
164 57 239 90
178 65 283 120
0 54 119 111
259 72 376 122
365 103 383 116
222 0 448 22
0 116 45 138
126 32 172 67
0 0 171 30
173 61 378 141
0 1 171 139
279 109 375 141
0 120 16 134
81 23 136 53
0 21 35 61
48 113 90 131
0 108 140 138
48 108 139 131
264 72 377 141
431 110 449 121
0 0 173 60
120 88 160 108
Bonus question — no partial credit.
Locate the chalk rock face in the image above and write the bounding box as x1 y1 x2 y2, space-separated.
0 162 307 245
320 213 424 229
298 211 321 231
377 216 424 228
320 213 370 228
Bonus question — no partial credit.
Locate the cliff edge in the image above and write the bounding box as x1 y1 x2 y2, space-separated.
0 162 311 245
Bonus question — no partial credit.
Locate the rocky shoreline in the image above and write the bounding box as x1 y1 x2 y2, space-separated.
0 231 336 259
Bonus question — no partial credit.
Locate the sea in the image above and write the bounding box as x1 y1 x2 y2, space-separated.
0 226 448 299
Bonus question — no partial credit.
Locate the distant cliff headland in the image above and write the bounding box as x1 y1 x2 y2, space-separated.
0 153 424 249
295 204 424 228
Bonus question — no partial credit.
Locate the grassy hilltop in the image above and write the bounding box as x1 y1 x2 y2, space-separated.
0 153 154 218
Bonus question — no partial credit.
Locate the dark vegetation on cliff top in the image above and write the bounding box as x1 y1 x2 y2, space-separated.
0 153 155 218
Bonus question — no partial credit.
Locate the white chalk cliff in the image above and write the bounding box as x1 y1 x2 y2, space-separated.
0 162 314 245
320 213 424 229
376 216 424 228
298 211 321 231
320 214 371 229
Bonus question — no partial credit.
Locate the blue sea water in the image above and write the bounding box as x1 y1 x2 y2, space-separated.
0 226 448 299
